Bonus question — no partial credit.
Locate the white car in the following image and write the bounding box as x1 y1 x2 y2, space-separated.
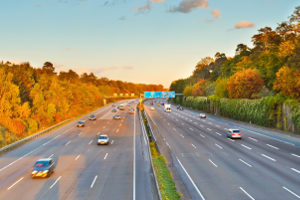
227 129 242 139
150 106 155 111
200 113 206 118
97 134 110 145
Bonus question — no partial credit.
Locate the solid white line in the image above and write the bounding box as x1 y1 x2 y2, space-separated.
291 153 300 158
208 159 218 167
291 168 300 174
111 140 114 144
65 141 71 146
282 186 300 199
7 177 24 190
261 154 276 162
104 153 108 160
176 158 206 200
133 110 136 200
241 144 252 150
49 176 62 189
0 149 37 172
207 128 212 131
239 159 252 167
166 142 170 147
215 132 221 136
90 175 98 189
200 134 205 138
180 134 184 138
49 154 54 158
88 140 93 145
75 154 80 160
248 137 258 142
215 143 223 150
192 144 197 149
266 144 279 150
240 187 255 200
228 138 235 142
189 128 194 131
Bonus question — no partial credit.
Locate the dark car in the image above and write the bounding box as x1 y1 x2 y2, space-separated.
32 158 55 178
89 115 96 121
113 115 121 120
77 121 85 127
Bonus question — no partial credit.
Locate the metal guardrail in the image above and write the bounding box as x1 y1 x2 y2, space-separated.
138 108 162 200
0 118 71 154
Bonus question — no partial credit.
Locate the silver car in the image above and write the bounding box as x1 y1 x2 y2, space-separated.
97 134 110 145
227 129 242 139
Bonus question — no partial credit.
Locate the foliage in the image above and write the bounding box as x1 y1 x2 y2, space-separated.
191 79 206 96
227 69 264 99
169 6 300 101
273 66 300 100
183 86 192 97
0 61 163 147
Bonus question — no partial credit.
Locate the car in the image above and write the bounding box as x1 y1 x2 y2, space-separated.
200 113 206 119
150 106 155 111
227 129 242 139
89 115 96 121
112 108 117 113
112 104 116 107
77 121 85 127
113 115 121 120
129 109 135 114
32 158 55 178
177 106 183 111
97 134 110 145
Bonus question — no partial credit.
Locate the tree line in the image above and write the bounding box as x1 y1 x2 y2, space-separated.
170 6 300 100
0 61 163 147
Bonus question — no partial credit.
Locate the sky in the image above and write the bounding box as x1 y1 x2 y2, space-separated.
0 0 299 88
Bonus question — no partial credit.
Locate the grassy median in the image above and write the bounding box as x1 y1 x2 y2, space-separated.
140 103 181 200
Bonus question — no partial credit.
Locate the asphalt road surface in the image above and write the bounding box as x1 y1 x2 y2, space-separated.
145 101 300 200
0 100 159 200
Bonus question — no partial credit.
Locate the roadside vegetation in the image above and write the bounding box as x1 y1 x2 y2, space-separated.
0 62 163 147
139 103 181 200
170 7 300 134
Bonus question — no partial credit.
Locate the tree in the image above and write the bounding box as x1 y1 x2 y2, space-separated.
273 66 300 100
42 62 55 74
215 78 229 98
192 79 206 96
227 69 264 98
183 86 192 97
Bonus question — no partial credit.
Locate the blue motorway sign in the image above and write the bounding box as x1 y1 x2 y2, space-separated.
144 91 162 98
162 91 175 98
144 91 175 98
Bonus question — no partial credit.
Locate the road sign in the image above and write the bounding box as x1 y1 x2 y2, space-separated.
162 91 175 98
144 91 162 98
144 91 175 98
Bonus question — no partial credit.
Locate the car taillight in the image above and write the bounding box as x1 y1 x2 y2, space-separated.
238 133 241 135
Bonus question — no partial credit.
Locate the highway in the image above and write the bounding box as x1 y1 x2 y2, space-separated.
145 101 300 200
0 100 159 200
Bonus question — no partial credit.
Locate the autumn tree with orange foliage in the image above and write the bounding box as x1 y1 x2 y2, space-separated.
192 79 206 96
273 66 300 100
227 69 264 99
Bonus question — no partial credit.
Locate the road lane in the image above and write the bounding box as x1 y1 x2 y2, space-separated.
145 101 300 199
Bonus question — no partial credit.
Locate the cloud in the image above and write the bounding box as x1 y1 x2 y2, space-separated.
169 0 208 13
151 0 165 3
211 9 220 19
122 66 134 70
234 21 255 29
135 4 150 12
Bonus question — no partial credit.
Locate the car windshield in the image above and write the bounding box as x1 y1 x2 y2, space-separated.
98 136 108 139
90 115 95 118
78 121 84 124
35 161 50 167
233 130 240 133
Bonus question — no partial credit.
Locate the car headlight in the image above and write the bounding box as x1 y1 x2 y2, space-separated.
32 171 37 174
43 170 49 174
